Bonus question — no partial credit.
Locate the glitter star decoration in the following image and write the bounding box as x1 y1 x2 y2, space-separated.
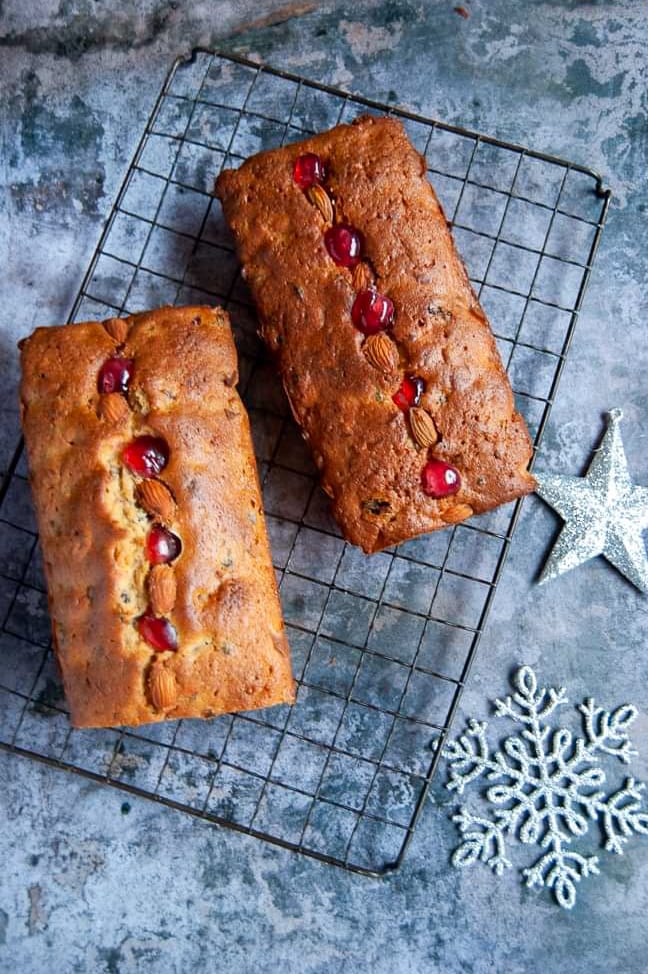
535 409 648 593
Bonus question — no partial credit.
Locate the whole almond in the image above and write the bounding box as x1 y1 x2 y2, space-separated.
147 665 177 711
363 333 399 375
352 261 374 291
440 502 474 524
306 184 334 224
103 317 129 344
147 564 177 615
136 479 176 523
99 393 130 424
409 407 439 448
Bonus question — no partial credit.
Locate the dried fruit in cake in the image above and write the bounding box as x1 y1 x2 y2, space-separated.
324 224 362 268
293 152 325 189
421 458 461 498
123 435 169 478
392 376 425 412
146 524 182 564
352 288 395 335
98 357 133 394
138 611 178 651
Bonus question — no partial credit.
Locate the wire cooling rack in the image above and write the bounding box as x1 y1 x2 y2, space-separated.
0 49 611 875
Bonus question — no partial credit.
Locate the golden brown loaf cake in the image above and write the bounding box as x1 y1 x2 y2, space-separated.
19 306 294 728
215 116 536 553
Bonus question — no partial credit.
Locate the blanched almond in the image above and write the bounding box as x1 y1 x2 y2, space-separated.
136 479 176 523
104 317 129 344
147 665 176 711
306 183 334 224
363 333 399 374
147 564 176 615
409 407 438 448
99 393 130 423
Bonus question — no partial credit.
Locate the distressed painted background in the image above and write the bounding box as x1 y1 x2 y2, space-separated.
1 1 647 971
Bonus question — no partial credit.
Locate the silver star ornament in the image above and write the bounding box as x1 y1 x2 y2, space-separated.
535 409 648 592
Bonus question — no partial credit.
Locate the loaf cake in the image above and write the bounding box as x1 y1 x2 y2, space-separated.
215 116 536 553
19 306 294 728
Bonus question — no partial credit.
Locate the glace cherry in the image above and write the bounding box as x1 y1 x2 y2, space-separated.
421 459 461 498
392 376 425 412
146 524 181 565
138 612 178 651
293 153 326 189
123 436 169 478
324 224 362 268
98 357 133 394
351 288 394 335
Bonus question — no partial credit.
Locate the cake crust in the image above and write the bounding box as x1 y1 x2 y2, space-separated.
216 116 536 553
19 306 294 728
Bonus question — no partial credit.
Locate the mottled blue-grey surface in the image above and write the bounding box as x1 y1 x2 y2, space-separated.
2 2 648 971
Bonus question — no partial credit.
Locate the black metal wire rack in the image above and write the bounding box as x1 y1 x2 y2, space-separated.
0 49 611 875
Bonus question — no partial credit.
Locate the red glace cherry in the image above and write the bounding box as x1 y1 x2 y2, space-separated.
324 224 362 268
138 612 178 651
392 376 425 412
293 153 326 189
98 357 133 394
146 524 182 565
122 436 169 478
421 459 461 498
351 288 395 335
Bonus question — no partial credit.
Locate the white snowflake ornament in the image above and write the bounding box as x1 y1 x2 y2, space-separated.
444 666 648 909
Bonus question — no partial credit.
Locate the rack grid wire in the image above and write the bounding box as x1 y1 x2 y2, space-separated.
0 49 611 875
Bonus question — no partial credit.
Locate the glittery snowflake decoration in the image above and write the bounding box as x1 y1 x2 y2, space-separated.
444 666 648 909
